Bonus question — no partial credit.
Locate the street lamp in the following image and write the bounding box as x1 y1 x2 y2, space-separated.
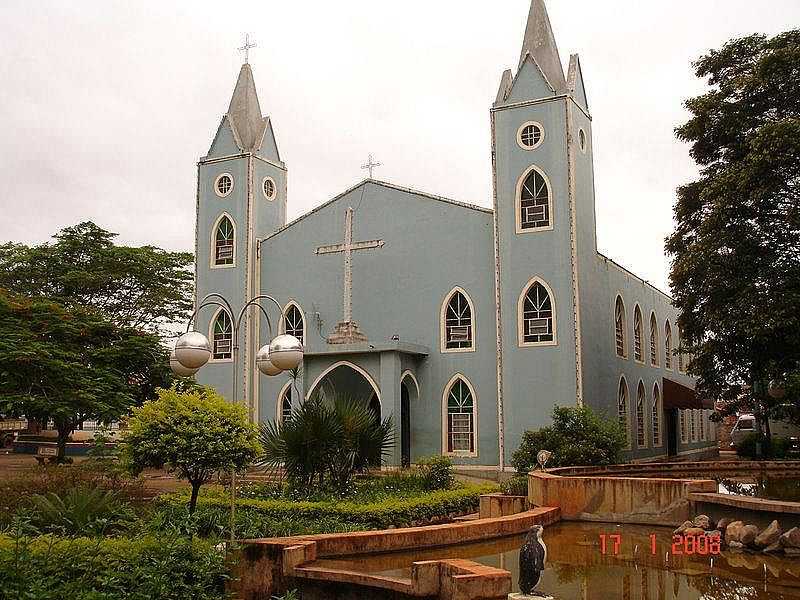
171 293 304 543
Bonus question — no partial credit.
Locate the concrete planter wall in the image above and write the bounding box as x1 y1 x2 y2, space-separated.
479 494 529 519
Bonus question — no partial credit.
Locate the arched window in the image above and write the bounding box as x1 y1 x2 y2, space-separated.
441 288 474 351
517 166 552 231
636 381 647 448
213 215 235 266
649 313 659 367
211 309 232 360
677 328 686 373
618 377 629 447
443 376 476 455
278 383 292 423
664 320 673 370
652 383 661 447
519 279 555 345
615 296 627 358
283 303 305 346
633 305 643 362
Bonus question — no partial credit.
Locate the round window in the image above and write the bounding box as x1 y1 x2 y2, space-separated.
579 129 587 153
215 173 233 197
517 121 544 150
263 177 276 200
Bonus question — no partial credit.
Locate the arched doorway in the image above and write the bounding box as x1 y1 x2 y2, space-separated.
306 361 382 408
401 382 411 468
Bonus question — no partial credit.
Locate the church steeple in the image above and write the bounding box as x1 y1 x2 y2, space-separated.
518 0 566 92
226 63 268 152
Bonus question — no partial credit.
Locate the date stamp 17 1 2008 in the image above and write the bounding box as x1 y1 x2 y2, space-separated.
599 533 722 556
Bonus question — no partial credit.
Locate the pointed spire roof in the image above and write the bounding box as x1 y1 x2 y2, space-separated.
519 0 566 92
226 63 267 152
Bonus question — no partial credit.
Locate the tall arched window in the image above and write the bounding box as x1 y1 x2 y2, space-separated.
516 166 552 232
211 309 232 360
213 215 235 266
618 377 629 447
441 288 474 351
283 303 305 346
518 279 555 345
615 296 627 358
636 381 647 448
278 383 292 423
664 320 673 370
443 376 476 455
652 383 661 447
649 313 659 367
633 305 644 362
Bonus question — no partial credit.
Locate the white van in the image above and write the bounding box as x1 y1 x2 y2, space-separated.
730 413 800 449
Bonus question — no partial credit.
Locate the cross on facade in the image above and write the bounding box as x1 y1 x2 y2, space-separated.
361 154 382 179
316 206 384 343
238 34 257 64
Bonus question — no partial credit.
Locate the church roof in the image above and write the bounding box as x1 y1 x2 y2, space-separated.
261 179 491 243
226 63 268 152
518 0 566 93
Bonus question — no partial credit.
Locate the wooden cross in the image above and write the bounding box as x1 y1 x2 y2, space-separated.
238 34 257 64
315 207 384 324
361 154 382 179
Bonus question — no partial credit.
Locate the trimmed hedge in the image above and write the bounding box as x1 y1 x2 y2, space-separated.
0 534 229 600
157 483 496 533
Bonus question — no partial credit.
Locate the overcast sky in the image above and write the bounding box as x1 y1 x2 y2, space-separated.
1 1 797 293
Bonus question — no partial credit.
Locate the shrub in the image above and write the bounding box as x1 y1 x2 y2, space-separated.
735 433 791 459
28 486 136 536
501 476 528 497
416 455 454 491
511 405 626 473
0 531 229 600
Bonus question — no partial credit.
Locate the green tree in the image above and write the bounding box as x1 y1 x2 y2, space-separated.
511 405 626 473
0 291 171 460
666 31 800 443
0 221 193 335
123 386 261 512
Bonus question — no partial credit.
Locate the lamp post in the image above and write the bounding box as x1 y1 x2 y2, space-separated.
171 293 303 543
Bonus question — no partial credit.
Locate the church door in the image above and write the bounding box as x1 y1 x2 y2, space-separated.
401 382 411 468
667 409 679 456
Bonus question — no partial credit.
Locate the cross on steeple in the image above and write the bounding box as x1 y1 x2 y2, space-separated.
316 206 385 344
238 34 257 64
361 154 382 179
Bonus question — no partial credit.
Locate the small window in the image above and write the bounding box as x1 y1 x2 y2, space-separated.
636 381 647 448
737 418 755 431
520 280 555 345
680 409 687 443
690 407 696 441
615 296 626 358
578 129 587 153
215 173 233 197
633 305 643 362
518 167 551 231
212 310 233 360
279 385 292 423
652 383 661 446
283 303 305 346
213 215 235 266
517 121 544 150
442 289 474 351
263 177 276 200
664 320 673 370
445 377 476 454
618 377 629 447
649 313 659 367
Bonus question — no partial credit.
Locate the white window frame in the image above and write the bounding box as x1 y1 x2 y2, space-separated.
517 277 557 347
578 128 588 154
633 304 644 364
262 176 277 201
649 312 659 367
618 375 630 450
652 382 662 447
440 287 476 354
664 320 673 371
210 212 236 269
516 121 545 151
614 294 627 359
277 380 293 424
515 164 554 234
214 172 234 198
441 374 478 458
636 381 647 449
208 307 234 364
281 301 306 347
680 409 687 443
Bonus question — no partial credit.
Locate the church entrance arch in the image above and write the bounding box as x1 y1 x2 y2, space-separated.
400 371 419 468
306 361 381 409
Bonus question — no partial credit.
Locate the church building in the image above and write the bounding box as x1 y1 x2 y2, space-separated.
193 0 717 470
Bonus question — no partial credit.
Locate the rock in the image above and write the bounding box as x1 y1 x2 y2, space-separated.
706 530 722 543
716 518 732 532
683 527 706 537
674 520 694 535
763 542 783 554
693 515 714 530
724 521 745 546
755 520 782 549
741 525 759 546
728 541 745 551
726 522 758 546
781 527 800 549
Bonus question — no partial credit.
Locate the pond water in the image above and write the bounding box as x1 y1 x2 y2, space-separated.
717 476 800 502
314 522 800 599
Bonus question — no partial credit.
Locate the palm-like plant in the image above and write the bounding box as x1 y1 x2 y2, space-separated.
258 389 394 494
29 486 133 535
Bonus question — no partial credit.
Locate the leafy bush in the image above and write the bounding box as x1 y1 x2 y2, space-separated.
735 433 791 459
416 455 454 491
501 476 528 497
0 531 229 600
511 405 626 473
28 486 136 535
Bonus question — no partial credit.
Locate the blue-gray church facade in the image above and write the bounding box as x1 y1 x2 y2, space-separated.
193 0 717 470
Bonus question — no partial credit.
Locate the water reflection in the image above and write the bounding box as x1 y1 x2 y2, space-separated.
313 522 800 599
717 477 800 502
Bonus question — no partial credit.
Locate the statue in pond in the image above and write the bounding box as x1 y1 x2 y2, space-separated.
518 524 549 598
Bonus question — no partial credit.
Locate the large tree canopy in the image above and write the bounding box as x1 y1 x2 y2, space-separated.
666 31 800 429
0 222 193 335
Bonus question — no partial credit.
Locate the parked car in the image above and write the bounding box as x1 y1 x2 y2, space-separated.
730 413 800 452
